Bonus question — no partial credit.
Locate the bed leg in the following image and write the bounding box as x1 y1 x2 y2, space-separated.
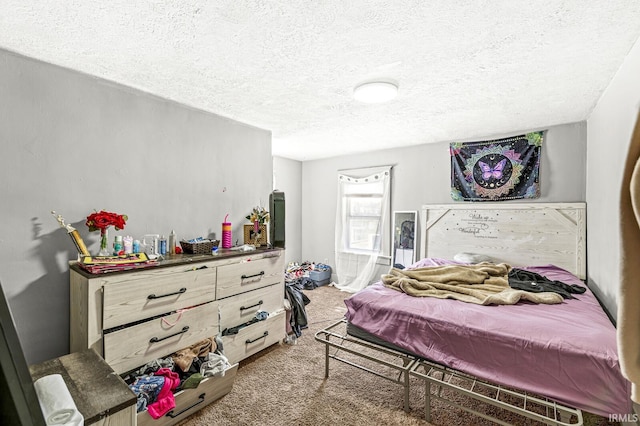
324 335 329 378
559 411 573 424
558 412 571 425
404 370 410 413
424 378 431 422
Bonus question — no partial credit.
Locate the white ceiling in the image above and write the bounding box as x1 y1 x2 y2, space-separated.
2 1 640 161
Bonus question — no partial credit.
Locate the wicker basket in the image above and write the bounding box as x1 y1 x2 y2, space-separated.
180 239 219 254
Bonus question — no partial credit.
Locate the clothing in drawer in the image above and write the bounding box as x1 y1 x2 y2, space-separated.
221 310 286 365
104 301 219 374
136 363 238 426
102 265 217 329
216 255 284 299
218 283 284 332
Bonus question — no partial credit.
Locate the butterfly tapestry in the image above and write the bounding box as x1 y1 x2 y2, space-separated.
450 132 543 201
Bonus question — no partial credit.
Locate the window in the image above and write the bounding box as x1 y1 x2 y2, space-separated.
345 184 384 252
336 167 391 256
334 166 391 293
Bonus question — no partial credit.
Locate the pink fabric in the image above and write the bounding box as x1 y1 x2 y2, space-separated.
345 260 632 417
147 368 181 419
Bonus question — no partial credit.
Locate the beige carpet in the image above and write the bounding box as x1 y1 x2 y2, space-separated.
180 284 616 426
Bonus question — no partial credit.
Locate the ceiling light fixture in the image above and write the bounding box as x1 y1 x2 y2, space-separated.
353 81 398 103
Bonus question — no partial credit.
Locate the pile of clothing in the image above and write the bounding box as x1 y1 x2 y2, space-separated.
284 280 310 341
285 261 331 290
285 261 315 283
284 261 329 342
123 336 230 418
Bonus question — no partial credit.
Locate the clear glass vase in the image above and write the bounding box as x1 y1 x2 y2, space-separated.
98 228 111 256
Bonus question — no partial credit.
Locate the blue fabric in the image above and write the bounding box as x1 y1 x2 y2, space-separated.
129 375 165 413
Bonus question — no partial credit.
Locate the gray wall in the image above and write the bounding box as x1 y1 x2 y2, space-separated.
586 35 640 318
0 49 273 364
301 122 587 279
273 156 302 265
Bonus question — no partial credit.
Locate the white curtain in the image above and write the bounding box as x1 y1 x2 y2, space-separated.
334 167 391 293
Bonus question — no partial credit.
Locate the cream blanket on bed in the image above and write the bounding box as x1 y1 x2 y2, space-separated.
382 263 563 305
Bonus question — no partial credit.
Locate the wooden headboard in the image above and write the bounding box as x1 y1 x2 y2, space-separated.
419 203 586 279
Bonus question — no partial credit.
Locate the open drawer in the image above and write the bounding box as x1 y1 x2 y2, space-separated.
221 310 285 365
104 301 219 375
137 363 238 426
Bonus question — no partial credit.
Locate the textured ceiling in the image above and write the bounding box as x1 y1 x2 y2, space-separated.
1 1 640 161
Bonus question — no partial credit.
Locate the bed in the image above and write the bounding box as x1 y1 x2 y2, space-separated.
315 203 631 425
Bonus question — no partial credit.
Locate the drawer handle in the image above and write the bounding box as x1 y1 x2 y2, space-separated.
241 271 265 280
147 287 187 300
166 393 205 418
245 331 269 344
240 300 263 311
149 326 190 343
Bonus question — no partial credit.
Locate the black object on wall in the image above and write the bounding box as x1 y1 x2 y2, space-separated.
270 191 285 248
0 282 46 426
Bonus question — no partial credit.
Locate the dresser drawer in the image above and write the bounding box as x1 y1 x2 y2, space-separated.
221 310 286 365
219 283 284 331
216 255 284 299
104 301 218 374
137 363 238 426
102 265 217 329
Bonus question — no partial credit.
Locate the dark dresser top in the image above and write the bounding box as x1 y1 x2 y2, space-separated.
69 246 283 278
29 348 136 425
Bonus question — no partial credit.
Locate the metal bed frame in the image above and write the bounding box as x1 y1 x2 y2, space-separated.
315 318 583 426
314 318 417 412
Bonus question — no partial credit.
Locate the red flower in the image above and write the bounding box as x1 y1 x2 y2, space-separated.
86 210 128 232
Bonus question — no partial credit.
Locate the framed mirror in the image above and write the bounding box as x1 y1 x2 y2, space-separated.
392 211 417 269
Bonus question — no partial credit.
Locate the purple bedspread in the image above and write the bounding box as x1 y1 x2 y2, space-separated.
344 259 631 417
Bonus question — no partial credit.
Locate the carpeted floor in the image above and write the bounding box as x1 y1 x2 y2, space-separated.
179 284 617 426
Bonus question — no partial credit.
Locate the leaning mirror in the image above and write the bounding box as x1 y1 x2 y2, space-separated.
392 211 417 269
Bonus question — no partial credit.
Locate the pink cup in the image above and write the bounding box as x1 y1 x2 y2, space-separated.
222 222 232 248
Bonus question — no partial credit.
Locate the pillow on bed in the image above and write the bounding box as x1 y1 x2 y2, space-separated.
453 252 494 264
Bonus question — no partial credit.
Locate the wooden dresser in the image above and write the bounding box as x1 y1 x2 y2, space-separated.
69 248 285 426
